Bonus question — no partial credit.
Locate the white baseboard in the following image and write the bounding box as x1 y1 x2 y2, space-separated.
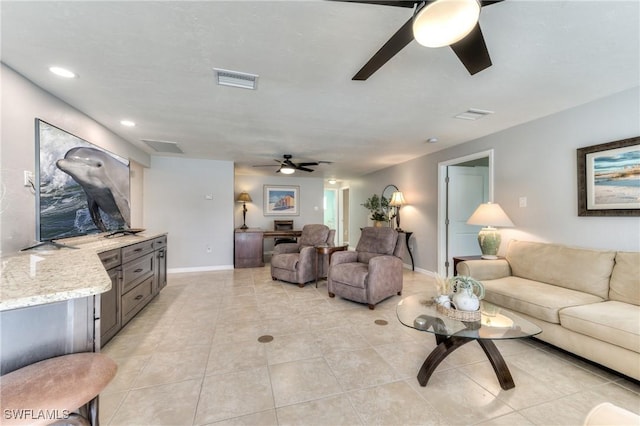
168 265 234 273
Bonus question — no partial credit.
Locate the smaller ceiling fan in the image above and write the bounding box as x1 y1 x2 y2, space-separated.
252 155 332 174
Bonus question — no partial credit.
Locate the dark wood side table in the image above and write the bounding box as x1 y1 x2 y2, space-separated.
315 244 348 287
453 255 504 275
234 229 264 268
400 231 414 271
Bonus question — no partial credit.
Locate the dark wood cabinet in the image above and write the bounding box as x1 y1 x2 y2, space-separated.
99 249 121 346
98 235 168 346
234 229 264 268
155 236 167 292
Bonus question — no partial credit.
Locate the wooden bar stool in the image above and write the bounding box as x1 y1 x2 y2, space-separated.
0 353 117 426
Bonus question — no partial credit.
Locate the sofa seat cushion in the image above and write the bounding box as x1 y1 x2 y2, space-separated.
483 277 604 324
560 301 640 353
330 263 369 289
270 253 299 271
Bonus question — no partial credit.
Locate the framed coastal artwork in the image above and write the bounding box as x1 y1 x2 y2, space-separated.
264 185 299 216
577 136 640 216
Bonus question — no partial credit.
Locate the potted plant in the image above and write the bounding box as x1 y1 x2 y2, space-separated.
362 194 389 227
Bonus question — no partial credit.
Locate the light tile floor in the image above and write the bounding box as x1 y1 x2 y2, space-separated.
100 267 640 425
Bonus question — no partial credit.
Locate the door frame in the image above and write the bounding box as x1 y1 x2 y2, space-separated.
437 149 495 276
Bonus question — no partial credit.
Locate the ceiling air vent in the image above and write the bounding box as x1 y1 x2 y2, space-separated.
454 108 494 121
142 139 184 154
213 68 258 90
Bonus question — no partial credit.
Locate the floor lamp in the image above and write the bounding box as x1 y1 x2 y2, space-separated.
236 192 252 230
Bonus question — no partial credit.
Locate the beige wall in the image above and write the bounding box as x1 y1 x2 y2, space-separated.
357 87 640 273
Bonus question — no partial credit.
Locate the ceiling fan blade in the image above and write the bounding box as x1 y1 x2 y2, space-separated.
480 0 504 6
297 162 319 167
328 0 417 7
353 16 415 81
297 167 315 172
252 164 278 168
449 23 492 75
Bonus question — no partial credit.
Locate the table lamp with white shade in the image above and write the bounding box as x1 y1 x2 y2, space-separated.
466 202 514 259
388 191 406 231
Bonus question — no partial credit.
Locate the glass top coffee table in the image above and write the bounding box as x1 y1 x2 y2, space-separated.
397 293 541 390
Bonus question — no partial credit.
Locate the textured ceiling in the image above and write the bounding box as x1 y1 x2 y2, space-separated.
2 1 639 181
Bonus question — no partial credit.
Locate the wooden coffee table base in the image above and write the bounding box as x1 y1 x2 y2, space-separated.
417 335 515 390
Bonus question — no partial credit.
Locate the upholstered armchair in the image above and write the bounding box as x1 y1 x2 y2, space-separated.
328 227 404 309
271 224 335 287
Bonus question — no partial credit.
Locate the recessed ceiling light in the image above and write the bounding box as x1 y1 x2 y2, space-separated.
426 137 439 143
49 66 76 78
120 120 136 127
328 179 337 184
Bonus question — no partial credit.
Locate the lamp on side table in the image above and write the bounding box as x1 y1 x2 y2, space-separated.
466 202 514 259
236 192 252 230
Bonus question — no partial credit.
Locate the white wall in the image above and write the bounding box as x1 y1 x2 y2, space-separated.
144 156 235 271
234 174 325 254
0 64 150 254
356 87 640 273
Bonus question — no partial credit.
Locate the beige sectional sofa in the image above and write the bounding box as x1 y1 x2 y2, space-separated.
457 240 640 381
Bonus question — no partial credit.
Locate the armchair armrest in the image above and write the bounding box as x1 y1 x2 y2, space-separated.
330 250 358 266
457 259 511 280
367 255 403 300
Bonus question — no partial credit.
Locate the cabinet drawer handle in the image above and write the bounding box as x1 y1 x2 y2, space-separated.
134 294 144 301
134 268 143 273
134 248 143 252
102 255 118 263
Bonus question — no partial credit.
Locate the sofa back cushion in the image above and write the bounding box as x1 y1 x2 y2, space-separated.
356 227 398 264
505 240 615 299
609 251 640 306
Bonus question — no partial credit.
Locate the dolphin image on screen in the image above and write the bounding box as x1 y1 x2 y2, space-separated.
56 147 130 232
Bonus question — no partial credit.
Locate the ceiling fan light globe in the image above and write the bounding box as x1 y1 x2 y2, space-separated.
413 0 481 48
280 166 295 175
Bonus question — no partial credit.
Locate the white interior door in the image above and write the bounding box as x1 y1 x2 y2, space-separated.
447 166 489 272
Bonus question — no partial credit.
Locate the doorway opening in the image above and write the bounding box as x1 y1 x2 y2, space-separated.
437 150 494 276
324 188 338 237
340 187 350 246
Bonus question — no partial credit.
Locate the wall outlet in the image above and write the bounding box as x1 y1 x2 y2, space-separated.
206 245 212 253
519 196 527 207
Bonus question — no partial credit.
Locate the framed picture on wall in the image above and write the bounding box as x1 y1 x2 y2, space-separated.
264 185 299 216
577 136 640 216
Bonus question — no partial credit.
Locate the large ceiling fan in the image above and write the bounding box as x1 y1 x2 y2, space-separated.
252 155 331 174
333 0 504 80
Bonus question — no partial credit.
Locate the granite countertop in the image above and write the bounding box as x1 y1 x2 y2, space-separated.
0 231 166 312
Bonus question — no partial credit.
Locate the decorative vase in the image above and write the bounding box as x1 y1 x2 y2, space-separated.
452 287 480 311
374 221 384 228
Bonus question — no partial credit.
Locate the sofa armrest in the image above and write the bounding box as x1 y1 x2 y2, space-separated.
583 402 640 426
457 259 511 280
330 250 358 266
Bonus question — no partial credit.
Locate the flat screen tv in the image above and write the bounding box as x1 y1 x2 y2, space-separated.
35 119 131 245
